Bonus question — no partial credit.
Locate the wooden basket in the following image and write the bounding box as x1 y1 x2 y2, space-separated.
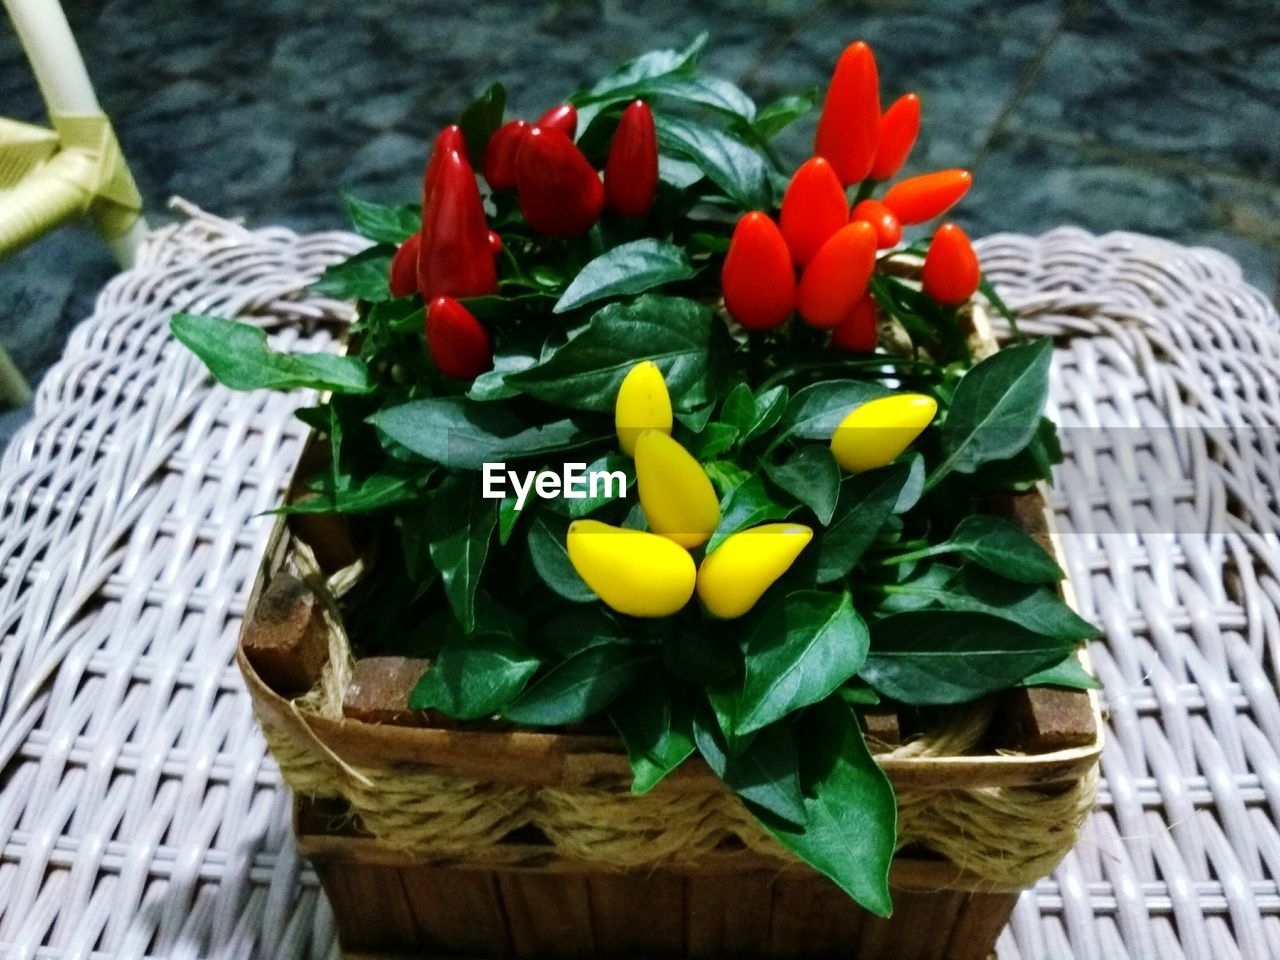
238 481 1101 960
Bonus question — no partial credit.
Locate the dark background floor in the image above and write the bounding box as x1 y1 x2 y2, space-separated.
2 0 1278 448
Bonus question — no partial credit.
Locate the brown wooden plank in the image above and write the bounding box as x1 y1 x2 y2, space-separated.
497 873 595 957
397 865 512 956
343 657 435 726
315 861 419 955
240 572 328 695
943 891 1018 960
995 685 1097 753
586 872 684 956
768 874 864 957
683 872 773 957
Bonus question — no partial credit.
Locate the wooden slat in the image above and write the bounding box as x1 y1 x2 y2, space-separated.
768 874 864 956
497 873 595 957
397 866 512 956
587 873 684 955
683 873 772 956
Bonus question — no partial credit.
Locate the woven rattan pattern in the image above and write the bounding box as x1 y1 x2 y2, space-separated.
1 206 1278 958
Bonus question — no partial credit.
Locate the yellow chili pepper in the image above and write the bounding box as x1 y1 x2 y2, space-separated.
634 430 721 549
697 523 813 618
566 519 696 617
830 393 937 473
615 360 673 457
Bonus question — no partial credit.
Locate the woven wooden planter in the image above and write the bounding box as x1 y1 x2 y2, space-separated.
238 468 1102 960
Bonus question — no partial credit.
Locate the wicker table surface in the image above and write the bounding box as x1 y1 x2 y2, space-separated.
1 205 1278 960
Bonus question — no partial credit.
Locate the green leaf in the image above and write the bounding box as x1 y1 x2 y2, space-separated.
509 295 720 412
760 698 895 917
527 510 595 602
654 115 770 209
553 240 696 314
171 313 372 394
502 644 652 725
343 195 420 244
309 245 396 301
764 446 841 526
694 710 806 826
370 398 604 469
861 611 1074 704
886 565 1096 641
535 606 639 660
686 422 739 461
932 338 1053 485
610 679 695 794
721 382 788 445
934 515 1064 584
585 34 706 97
1022 653 1100 690
458 82 506 166
815 463 912 583
894 453 926 513
279 468 420 515
735 591 869 736
467 349 540 402
426 477 497 633
775 380 891 443
409 634 540 720
579 74 756 122
978 275 1022 340
707 475 793 552
659 155 705 190
751 90 818 139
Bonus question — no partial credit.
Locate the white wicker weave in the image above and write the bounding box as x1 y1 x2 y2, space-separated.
0 204 1277 960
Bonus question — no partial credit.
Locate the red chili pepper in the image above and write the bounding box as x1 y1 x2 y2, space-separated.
605 100 658 218
389 232 420 298
815 40 880 186
882 169 972 224
869 93 920 181
426 296 493 379
487 230 503 256
780 157 848 267
418 144 498 299
831 293 879 352
797 220 877 328
483 119 529 191
722 212 796 331
921 223 980 306
537 103 578 139
516 126 604 237
850 198 902 249
423 125 467 201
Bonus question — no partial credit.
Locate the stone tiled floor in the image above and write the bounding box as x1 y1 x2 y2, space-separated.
2 0 1278 447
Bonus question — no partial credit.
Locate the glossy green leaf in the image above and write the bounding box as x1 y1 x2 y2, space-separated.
579 74 756 122
343 195 420 244
654 115 770 209
764 445 841 526
502 644 652 725
426 477 497 633
527 510 595 603
735 591 869 736
751 90 818 139
815 463 912 582
694 709 806 826
774 380 891 443
409 634 540 719
370 398 604 469
458 82 506 166
929 515 1064 584
610 678 696 794
309 245 396 301
585 34 707 97
1021 653 1100 690
278 469 420 515
509 295 720 412
535 606 640 660
861 611 1074 704
553 240 696 314
171 314 372 394
707 475 793 552
760 698 895 917
932 337 1053 484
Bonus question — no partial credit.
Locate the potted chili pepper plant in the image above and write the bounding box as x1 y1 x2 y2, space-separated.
173 34 1101 960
